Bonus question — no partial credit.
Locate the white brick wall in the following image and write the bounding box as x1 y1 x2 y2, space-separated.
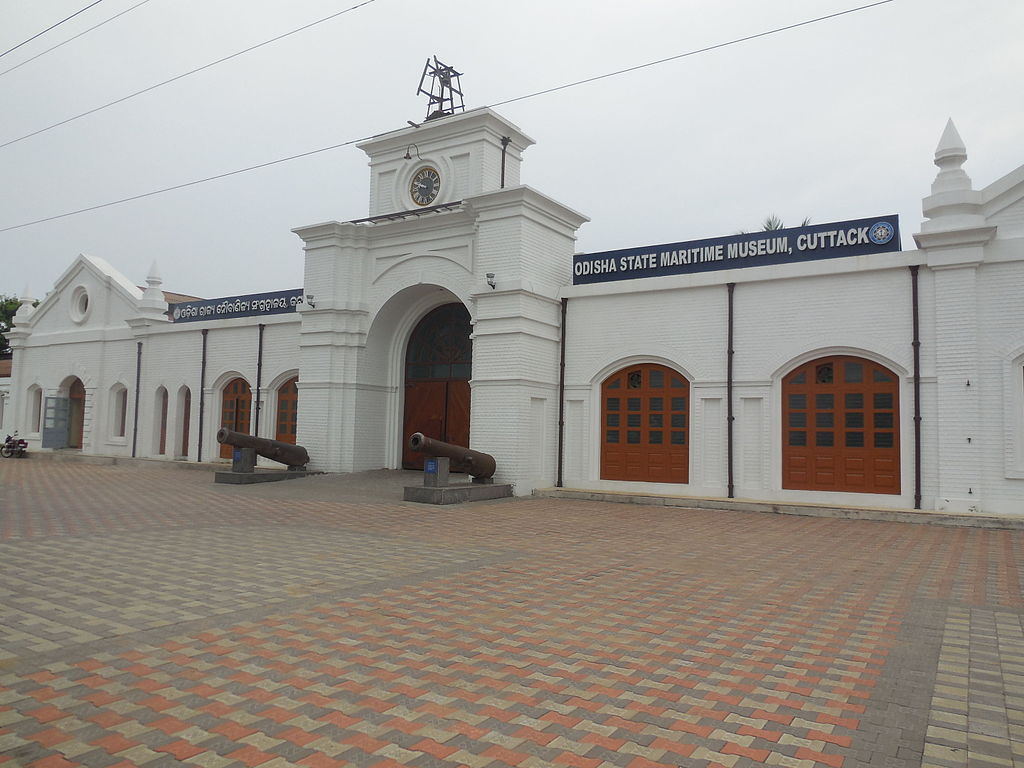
10 113 1024 516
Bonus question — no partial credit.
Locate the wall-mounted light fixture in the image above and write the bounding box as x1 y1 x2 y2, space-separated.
486 273 496 290
305 294 316 308
403 143 422 160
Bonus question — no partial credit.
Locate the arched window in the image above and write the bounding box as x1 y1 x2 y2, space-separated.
177 386 191 458
275 377 298 444
110 385 128 438
155 387 168 455
220 378 252 459
601 363 689 483
782 355 900 493
29 386 43 433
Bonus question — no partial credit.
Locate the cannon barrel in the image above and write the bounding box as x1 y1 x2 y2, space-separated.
216 428 310 469
408 432 496 479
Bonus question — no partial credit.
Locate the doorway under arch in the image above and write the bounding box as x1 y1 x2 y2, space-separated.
275 376 298 444
219 377 252 459
68 377 85 449
401 303 472 469
601 363 689 483
782 355 900 493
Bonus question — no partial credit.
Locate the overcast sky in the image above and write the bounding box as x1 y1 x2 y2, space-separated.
2 0 1021 301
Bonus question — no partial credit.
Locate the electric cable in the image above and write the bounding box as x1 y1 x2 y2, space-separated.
0 1 107 60
0 0 154 79
490 0 893 110
0 0 380 150
0 0 895 234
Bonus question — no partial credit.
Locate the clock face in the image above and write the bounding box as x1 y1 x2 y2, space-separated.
410 166 441 206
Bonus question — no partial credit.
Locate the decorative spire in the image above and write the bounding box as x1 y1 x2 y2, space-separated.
930 118 972 195
15 284 36 320
138 259 168 315
915 119 994 249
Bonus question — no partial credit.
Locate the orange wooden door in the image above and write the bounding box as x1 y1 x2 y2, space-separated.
782 356 899 493
601 364 688 483
274 377 298 444
219 378 252 458
402 381 446 469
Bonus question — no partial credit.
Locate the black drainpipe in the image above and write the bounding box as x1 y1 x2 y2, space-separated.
726 283 735 498
131 341 142 457
197 329 208 462
500 136 510 189
911 265 922 509
253 324 265 437
556 297 568 487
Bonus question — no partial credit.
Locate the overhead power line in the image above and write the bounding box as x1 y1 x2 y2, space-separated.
0 0 380 151
0 0 895 235
0 0 154 79
489 0 894 110
0 1 107 60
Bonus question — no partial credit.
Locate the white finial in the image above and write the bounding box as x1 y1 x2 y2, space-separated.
15 285 36 319
139 259 168 315
931 118 972 195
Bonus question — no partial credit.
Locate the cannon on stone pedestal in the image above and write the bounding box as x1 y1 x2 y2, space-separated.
408 432 495 481
216 428 309 471
403 433 510 503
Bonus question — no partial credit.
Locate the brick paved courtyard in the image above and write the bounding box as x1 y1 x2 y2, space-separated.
2 460 1024 768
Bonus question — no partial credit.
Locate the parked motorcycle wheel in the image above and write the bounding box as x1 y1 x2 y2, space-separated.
0 445 13 458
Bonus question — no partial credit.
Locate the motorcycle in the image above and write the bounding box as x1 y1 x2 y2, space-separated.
1 432 28 458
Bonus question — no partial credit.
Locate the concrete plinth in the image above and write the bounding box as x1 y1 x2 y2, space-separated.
403 483 513 504
215 470 315 485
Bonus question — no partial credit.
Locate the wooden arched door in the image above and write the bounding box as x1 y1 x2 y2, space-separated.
601 364 689 483
275 377 299 444
402 303 472 470
782 355 900 493
219 378 252 458
68 378 85 449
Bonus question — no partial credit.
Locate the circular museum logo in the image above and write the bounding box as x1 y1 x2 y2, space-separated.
869 221 895 245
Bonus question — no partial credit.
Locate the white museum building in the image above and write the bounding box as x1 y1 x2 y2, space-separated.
6 107 1024 515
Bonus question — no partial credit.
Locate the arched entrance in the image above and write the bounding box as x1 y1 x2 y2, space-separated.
601 363 689 483
219 377 252 459
68 378 85 449
401 303 472 469
782 355 900 493
275 376 298 444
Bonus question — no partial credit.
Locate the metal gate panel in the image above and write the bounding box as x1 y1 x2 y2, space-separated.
41 397 70 449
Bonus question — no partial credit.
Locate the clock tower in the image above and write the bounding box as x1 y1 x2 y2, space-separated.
293 104 588 489
357 108 534 216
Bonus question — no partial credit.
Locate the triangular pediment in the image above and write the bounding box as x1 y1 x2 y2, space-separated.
19 254 145 334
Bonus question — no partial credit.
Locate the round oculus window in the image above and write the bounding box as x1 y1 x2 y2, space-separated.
69 285 91 323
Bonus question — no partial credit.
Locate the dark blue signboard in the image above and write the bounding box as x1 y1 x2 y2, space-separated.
572 215 900 285
169 288 305 323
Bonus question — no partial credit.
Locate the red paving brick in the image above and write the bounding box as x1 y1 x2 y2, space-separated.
2 461 1024 768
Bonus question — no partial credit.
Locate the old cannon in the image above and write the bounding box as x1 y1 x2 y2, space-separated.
408 432 496 480
216 428 309 471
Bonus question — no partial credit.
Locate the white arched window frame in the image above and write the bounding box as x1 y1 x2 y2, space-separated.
109 384 128 439
1008 351 1024 478
29 386 43 434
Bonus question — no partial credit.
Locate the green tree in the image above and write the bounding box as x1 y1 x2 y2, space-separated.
762 214 811 231
738 216 812 235
1 294 21 355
